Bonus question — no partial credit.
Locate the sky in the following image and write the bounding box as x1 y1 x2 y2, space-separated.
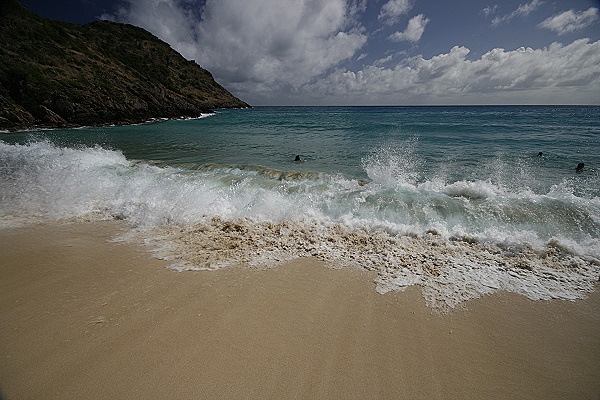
19 0 600 105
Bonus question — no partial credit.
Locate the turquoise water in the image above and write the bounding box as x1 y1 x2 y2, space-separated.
1 106 599 308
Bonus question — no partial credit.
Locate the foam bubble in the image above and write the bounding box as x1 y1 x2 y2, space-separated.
2 140 599 310
130 217 600 311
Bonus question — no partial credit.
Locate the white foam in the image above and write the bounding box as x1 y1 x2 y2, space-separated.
132 218 600 311
2 140 599 310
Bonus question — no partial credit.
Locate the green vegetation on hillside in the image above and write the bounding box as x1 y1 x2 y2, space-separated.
0 0 249 131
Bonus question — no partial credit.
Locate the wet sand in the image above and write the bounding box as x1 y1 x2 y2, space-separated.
1 221 599 399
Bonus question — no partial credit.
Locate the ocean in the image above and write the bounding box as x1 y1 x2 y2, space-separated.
1 106 599 309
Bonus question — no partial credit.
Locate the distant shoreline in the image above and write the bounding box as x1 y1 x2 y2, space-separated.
6 104 599 133
249 104 600 108
0 108 253 133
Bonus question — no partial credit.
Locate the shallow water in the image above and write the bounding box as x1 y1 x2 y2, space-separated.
1 106 599 309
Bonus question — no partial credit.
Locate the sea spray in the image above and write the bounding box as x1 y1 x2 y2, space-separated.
2 106 599 310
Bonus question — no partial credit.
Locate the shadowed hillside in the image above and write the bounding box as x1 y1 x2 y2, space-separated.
0 0 249 131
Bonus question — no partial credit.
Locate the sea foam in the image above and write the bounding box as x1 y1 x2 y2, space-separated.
1 140 599 310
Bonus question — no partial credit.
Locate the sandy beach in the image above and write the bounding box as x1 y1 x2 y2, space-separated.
1 221 599 400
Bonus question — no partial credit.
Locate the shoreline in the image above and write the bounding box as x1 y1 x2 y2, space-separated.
0 111 235 134
1 221 599 399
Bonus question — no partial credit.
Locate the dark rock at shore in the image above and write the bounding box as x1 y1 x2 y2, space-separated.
0 0 249 132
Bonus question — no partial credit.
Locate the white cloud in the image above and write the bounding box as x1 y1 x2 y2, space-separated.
302 39 600 105
101 0 600 105
389 14 429 43
491 0 543 26
102 0 200 59
538 7 599 36
104 0 368 100
482 5 498 18
348 0 368 16
196 0 367 86
373 54 394 66
378 0 413 25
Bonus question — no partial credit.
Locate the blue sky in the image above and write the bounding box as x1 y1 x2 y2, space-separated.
20 0 600 105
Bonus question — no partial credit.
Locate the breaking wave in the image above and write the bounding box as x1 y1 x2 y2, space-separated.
1 140 599 310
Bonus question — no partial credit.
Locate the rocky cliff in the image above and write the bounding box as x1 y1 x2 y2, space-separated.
0 0 249 131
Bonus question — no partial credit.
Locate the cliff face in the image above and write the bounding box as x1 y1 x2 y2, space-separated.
0 0 249 131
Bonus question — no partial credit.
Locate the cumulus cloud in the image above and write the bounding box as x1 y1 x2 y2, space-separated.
389 14 429 43
378 0 413 25
102 0 200 59
104 0 368 99
538 7 599 36
302 39 600 104
491 0 543 26
102 0 599 105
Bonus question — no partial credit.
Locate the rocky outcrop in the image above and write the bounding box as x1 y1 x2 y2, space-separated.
0 0 249 131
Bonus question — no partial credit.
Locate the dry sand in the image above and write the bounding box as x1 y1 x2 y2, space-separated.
1 221 599 400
